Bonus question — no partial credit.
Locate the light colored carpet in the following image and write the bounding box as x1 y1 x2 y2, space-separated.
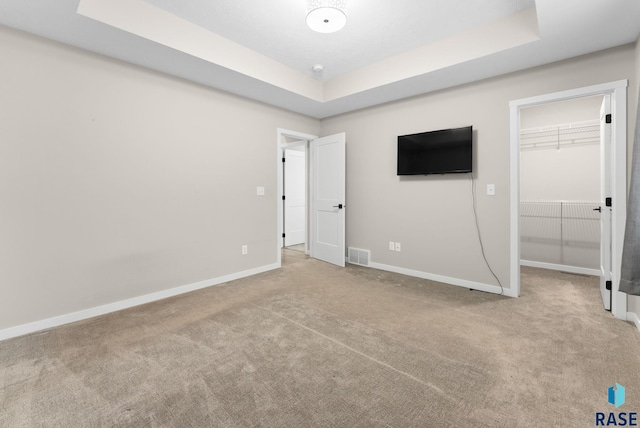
1 250 639 427
284 243 305 253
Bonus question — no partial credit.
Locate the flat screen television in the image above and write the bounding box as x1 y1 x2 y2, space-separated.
397 126 472 175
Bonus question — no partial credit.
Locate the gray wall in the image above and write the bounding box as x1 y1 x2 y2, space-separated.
321 45 636 292
2 23 639 333
0 26 320 330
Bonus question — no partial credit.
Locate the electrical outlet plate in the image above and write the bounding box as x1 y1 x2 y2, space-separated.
487 184 495 196
395 242 401 252
256 187 265 196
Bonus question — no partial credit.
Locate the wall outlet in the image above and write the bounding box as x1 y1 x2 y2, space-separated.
256 186 265 196
395 242 401 252
242 245 248 255
487 184 496 196
389 241 395 251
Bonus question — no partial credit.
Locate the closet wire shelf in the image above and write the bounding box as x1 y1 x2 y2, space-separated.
520 119 600 151
520 201 601 249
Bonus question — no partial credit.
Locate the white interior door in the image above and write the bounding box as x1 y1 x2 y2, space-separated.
599 95 612 310
311 133 346 267
284 149 306 247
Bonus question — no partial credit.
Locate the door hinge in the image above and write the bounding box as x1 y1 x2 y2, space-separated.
606 197 612 207
605 114 612 124
282 233 286 238
282 195 286 200
606 280 612 291
282 157 285 163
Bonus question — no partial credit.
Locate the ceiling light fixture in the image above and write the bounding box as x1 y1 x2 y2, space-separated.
306 0 347 34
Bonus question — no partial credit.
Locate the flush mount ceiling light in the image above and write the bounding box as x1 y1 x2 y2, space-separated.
306 0 347 33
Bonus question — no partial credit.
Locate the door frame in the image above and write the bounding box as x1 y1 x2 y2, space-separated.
509 80 628 319
276 128 318 267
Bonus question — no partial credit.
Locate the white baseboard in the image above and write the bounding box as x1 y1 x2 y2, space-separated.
368 261 516 297
627 312 640 331
0 263 280 342
520 260 599 277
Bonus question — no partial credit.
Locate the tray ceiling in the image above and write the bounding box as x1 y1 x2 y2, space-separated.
1 0 639 118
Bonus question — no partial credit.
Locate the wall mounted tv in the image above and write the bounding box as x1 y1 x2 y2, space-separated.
397 126 473 175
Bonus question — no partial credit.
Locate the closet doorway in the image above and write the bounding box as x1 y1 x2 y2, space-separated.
509 80 628 319
519 96 603 277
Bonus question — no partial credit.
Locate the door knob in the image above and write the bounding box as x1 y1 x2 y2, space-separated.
333 204 344 209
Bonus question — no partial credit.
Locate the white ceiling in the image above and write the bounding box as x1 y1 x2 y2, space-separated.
1 0 639 119
143 0 536 81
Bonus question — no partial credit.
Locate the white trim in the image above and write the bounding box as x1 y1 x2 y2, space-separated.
509 80 628 318
277 128 318 267
627 312 640 331
509 101 521 297
508 80 628 109
520 260 600 277
368 261 517 297
0 263 279 342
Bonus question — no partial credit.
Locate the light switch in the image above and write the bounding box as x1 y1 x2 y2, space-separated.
257 186 265 196
487 184 496 196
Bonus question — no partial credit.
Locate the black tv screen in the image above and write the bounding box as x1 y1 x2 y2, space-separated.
397 126 472 175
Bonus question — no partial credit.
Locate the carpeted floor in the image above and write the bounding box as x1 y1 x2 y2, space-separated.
1 249 639 427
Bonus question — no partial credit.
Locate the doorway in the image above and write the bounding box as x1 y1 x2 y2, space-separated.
519 95 604 277
283 144 307 253
509 80 628 319
276 129 347 268
277 129 316 268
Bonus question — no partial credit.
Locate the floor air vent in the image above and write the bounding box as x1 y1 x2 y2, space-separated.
348 247 370 266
